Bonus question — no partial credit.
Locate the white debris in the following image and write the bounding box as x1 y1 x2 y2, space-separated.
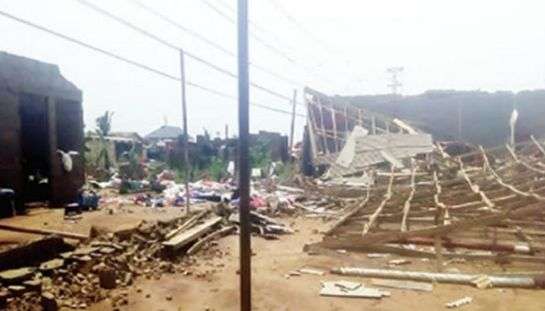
320 281 390 299
445 296 473 308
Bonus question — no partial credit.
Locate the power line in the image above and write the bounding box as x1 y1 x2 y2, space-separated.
75 0 294 103
266 0 333 53
126 0 303 87
200 0 295 63
214 0 291 52
0 9 306 119
265 0 368 91
199 0 337 87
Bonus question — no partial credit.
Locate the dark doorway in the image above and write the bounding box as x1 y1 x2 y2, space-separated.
19 93 51 202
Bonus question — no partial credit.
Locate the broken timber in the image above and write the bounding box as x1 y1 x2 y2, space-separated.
162 217 222 251
0 223 88 241
186 225 235 255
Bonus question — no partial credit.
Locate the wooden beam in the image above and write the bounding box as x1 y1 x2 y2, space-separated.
325 188 370 235
187 225 235 255
163 217 222 251
332 203 545 247
0 223 88 241
362 170 395 235
165 209 208 240
400 164 416 232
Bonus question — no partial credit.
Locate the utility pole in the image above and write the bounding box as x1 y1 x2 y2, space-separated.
289 89 297 151
179 50 190 214
237 0 251 310
225 124 229 140
386 67 403 95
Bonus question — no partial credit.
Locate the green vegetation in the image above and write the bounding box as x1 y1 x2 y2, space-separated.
94 111 114 171
250 138 272 169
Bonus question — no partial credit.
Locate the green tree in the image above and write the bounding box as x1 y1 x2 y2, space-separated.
95 111 114 171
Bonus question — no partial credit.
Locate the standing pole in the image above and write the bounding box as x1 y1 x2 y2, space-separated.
179 50 190 214
237 0 251 310
289 89 297 151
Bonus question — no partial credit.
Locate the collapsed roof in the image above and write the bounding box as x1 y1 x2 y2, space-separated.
303 87 434 176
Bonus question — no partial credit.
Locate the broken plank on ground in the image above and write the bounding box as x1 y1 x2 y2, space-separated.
320 281 390 299
371 279 433 292
162 217 222 251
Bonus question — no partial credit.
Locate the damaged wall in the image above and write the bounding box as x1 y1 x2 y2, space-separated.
0 51 84 208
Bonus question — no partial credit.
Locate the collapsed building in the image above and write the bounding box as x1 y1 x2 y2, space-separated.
302 88 434 180
306 137 545 288
0 52 84 214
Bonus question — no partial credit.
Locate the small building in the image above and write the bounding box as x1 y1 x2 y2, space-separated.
145 125 184 143
0 52 84 209
85 132 146 169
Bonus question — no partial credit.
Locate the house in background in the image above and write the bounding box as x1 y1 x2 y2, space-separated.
145 125 194 161
0 52 84 211
85 132 146 170
145 125 184 143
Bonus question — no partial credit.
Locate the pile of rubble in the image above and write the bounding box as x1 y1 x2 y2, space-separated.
0 199 294 310
302 138 545 307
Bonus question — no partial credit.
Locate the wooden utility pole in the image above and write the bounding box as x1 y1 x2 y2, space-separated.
289 89 297 151
237 0 251 310
179 50 190 213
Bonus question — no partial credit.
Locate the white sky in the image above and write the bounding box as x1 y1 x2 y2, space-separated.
1 0 544 140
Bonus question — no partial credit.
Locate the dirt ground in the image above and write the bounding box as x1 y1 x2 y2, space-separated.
2 205 545 311
88 217 545 311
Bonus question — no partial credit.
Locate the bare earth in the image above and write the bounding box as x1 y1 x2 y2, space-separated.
2 205 545 311
92 216 545 311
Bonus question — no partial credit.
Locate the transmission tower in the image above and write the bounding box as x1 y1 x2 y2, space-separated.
387 66 404 94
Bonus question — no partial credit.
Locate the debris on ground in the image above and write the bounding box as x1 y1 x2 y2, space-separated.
370 279 433 292
445 296 473 308
320 281 390 299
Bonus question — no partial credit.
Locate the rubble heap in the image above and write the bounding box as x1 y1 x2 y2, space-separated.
309 138 545 288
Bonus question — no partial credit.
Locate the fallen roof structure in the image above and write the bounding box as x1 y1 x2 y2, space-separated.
303 87 433 177
309 137 545 275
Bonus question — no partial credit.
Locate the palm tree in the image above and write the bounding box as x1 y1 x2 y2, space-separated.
95 111 114 171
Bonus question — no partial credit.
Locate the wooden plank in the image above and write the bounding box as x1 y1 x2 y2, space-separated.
0 223 88 241
187 225 235 255
362 170 395 235
531 135 545 156
371 279 433 292
162 217 222 251
400 164 416 232
325 187 370 235
165 210 208 240
328 203 545 247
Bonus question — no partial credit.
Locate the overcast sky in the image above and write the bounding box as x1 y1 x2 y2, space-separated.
1 0 544 140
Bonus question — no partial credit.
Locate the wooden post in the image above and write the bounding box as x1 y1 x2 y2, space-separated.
358 109 363 126
330 107 339 152
305 90 319 158
317 99 328 154
289 89 297 151
179 50 191 214
343 104 349 137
